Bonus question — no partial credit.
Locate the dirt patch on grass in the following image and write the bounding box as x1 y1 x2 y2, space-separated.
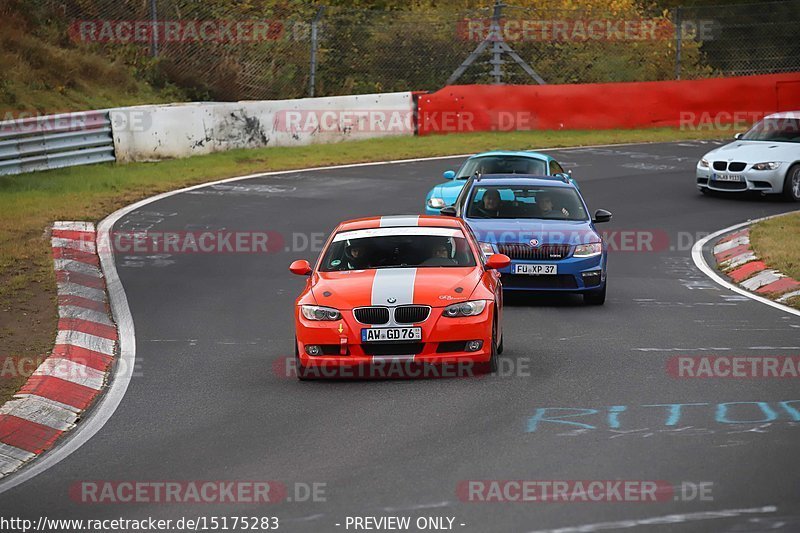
0 267 56 401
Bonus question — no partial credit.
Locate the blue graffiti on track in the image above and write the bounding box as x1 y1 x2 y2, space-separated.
526 400 800 433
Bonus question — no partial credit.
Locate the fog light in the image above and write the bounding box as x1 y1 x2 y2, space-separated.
305 345 322 356
581 270 602 288
465 340 483 352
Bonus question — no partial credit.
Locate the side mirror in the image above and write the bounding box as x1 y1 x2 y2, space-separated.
734 132 743 140
593 209 612 224
443 170 456 180
289 259 312 276
439 206 457 217
485 253 511 271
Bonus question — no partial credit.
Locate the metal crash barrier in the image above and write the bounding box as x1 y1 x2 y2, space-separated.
0 111 115 176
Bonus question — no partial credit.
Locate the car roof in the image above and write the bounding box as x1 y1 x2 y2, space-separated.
468 150 553 161
764 111 800 120
337 215 465 232
470 174 575 188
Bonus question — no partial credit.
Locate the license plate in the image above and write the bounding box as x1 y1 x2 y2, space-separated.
514 263 558 275
361 327 422 342
712 173 743 182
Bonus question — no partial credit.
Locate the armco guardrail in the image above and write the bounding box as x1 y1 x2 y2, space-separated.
0 111 115 176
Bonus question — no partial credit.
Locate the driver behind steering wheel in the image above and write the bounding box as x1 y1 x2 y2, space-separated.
343 242 369 270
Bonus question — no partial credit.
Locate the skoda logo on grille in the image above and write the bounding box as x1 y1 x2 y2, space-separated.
387 297 397 303
529 239 541 248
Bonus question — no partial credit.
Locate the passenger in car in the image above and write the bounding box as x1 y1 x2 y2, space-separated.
537 191 570 218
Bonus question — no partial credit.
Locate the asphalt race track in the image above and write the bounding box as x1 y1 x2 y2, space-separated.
2 141 799 532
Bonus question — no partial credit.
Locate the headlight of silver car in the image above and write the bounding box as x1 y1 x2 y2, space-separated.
427 197 446 209
699 158 709 168
479 242 495 255
442 300 487 318
752 162 779 171
301 305 341 321
573 243 603 257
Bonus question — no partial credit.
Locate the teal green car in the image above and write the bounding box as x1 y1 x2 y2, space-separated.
425 151 575 214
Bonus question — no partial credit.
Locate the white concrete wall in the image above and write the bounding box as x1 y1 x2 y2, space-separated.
110 92 414 163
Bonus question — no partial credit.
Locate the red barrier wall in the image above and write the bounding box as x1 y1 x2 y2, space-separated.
416 73 800 135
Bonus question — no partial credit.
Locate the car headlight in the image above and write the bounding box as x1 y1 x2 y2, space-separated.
479 242 495 255
699 158 709 168
443 300 487 318
574 243 602 257
427 197 446 209
752 162 779 171
300 305 341 321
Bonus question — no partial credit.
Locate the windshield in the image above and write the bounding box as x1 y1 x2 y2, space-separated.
741 117 800 143
457 156 548 178
466 185 588 221
320 228 476 271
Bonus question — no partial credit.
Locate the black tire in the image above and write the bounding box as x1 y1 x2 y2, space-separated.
497 333 504 355
584 282 606 306
783 164 800 202
488 319 499 373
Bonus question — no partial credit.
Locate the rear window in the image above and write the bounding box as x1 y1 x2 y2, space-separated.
457 156 548 178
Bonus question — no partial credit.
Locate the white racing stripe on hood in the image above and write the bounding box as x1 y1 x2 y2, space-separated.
371 268 416 306
379 215 420 227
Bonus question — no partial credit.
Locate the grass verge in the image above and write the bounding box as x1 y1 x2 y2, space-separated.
0 127 724 404
0 13 184 114
749 211 800 309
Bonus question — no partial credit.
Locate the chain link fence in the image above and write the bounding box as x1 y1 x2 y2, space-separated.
19 0 800 101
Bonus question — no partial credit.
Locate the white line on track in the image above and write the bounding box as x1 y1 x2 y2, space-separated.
691 213 800 319
527 505 778 533
0 139 749 494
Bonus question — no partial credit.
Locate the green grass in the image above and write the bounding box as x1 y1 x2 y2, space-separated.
0 126 725 405
750 211 800 307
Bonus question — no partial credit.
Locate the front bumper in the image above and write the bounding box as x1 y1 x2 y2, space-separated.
696 164 785 193
295 305 494 375
498 255 606 292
